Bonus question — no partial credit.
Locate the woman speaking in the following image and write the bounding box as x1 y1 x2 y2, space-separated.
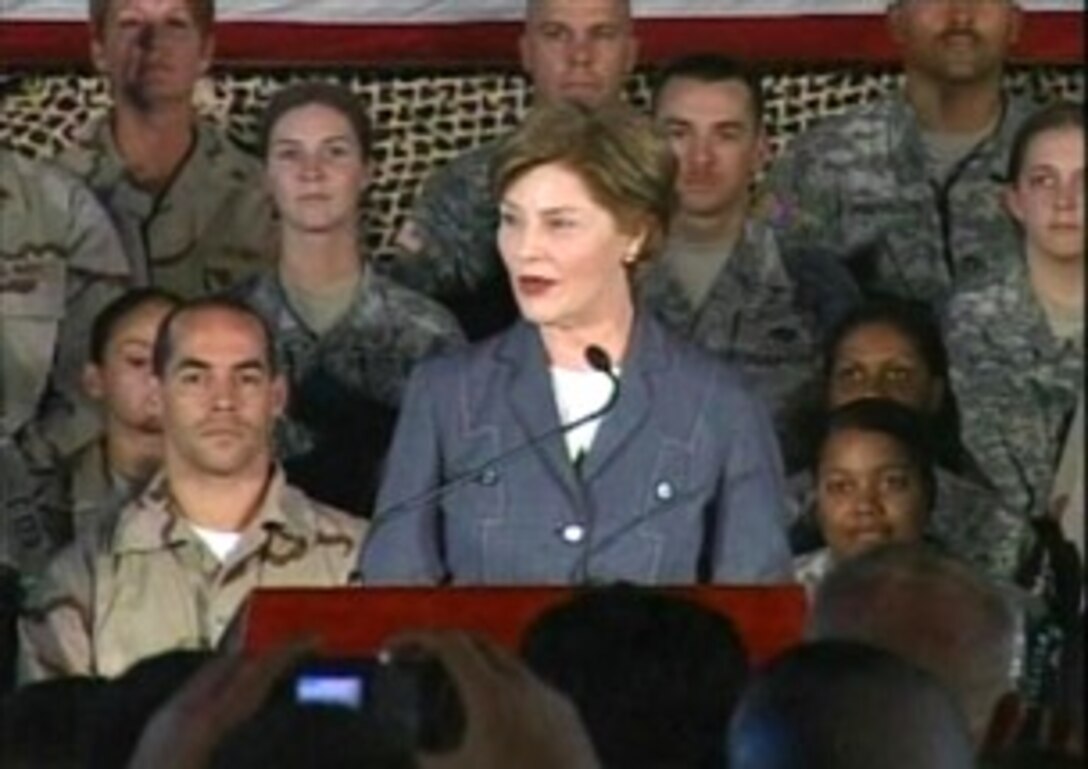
360 102 791 585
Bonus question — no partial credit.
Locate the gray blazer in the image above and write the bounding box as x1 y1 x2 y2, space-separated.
359 315 792 585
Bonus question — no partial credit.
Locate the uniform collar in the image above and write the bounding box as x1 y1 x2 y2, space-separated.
111 465 312 554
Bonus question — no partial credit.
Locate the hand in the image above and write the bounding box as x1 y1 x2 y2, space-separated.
127 638 313 769
388 631 600 769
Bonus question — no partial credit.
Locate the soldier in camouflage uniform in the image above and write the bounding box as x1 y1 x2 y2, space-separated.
59 0 275 297
947 103 1083 520
382 0 639 339
763 0 1033 308
237 82 465 517
57 288 181 543
641 55 822 439
1 149 130 574
18 299 364 681
789 300 1032 580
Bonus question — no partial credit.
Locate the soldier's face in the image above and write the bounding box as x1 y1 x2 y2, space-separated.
92 0 214 110
520 0 637 108
265 103 369 237
498 162 642 333
1005 125 1084 265
655 77 766 224
889 0 1020 85
817 427 929 560
829 323 944 413
84 300 174 436
155 308 285 479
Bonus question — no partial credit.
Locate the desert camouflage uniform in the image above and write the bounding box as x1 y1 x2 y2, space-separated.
1 150 130 573
637 220 821 434
789 466 1032 582
946 261 1083 520
763 91 1036 308
235 268 465 515
18 468 364 680
59 118 276 298
378 139 517 339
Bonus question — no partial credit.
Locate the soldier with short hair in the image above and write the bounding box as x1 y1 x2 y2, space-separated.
641 54 823 439
763 0 1033 307
382 0 640 339
60 0 276 297
1 149 131 574
18 298 364 680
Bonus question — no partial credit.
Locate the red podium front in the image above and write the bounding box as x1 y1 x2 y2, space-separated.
241 586 807 664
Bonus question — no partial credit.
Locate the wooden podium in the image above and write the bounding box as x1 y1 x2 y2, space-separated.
242 586 807 664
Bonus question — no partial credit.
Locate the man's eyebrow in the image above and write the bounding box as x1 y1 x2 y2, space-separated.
171 358 268 373
173 358 211 372
233 359 270 374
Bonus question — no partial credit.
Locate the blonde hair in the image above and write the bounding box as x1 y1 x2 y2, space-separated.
493 101 676 266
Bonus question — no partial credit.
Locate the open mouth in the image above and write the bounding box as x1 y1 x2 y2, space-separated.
516 276 556 297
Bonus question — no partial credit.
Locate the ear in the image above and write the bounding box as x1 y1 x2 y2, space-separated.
198 34 215 75
90 27 108 74
1004 184 1025 225
518 32 533 75
886 2 907 46
270 374 289 419
622 33 639 77
359 158 372 195
1007 4 1024 46
623 224 650 265
83 363 106 400
753 127 771 173
148 377 165 420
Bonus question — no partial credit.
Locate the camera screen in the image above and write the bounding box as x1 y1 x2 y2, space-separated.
295 673 366 709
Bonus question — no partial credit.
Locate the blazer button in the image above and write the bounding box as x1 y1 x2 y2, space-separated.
655 481 674 502
559 524 586 544
478 468 499 486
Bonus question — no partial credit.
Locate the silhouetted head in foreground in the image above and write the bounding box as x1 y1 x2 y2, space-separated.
728 640 975 769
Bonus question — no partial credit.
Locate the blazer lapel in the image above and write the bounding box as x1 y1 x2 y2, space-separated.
498 323 586 501
580 315 661 482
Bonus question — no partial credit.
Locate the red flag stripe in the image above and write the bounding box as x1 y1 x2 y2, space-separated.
0 14 1081 68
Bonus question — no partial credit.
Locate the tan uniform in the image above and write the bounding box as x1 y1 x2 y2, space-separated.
59 118 276 297
1 149 130 572
18 468 364 680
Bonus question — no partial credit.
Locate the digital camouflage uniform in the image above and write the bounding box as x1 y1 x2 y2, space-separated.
60 438 141 545
637 220 821 437
763 92 1036 308
235 268 466 516
379 139 517 339
946 261 1083 520
59 118 276 298
18 468 364 681
788 466 1031 583
1 150 130 573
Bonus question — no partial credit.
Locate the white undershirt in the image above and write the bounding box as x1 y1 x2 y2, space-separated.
550 365 616 463
189 523 243 562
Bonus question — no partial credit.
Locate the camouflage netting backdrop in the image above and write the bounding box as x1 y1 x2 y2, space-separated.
1 64 1081 259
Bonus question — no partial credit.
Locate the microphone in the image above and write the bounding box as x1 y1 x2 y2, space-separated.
367 345 621 534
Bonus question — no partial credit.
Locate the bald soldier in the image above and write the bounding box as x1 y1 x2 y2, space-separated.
764 0 1032 308
382 0 639 338
19 298 363 680
59 0 276 297
1 149 131 574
